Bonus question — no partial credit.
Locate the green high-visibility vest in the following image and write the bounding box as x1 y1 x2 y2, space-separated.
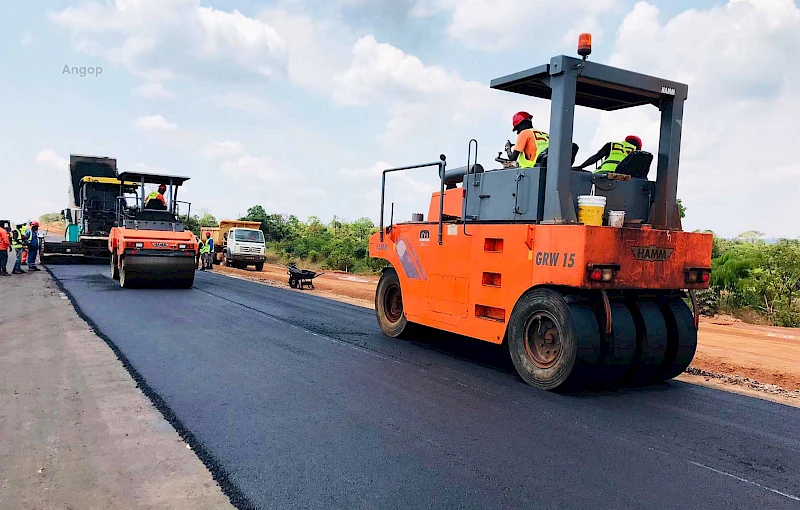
517 129 550 168
597 141 637 173
199 239 210 254
12 229 24 249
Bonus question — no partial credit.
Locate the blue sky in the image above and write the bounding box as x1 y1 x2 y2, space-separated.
2 0 799 238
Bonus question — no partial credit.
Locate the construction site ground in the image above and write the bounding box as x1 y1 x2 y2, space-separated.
36 263 800 508
214 263 800 402
0 258 234 510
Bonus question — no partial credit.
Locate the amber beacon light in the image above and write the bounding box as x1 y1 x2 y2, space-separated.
578 33 592 59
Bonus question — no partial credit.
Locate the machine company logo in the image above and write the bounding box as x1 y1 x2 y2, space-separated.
661 86 676 95
631 245 674 262
152 242 168 248
419 230 430 243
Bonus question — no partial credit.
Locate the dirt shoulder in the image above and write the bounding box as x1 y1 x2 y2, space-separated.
0 268 234 509
215 263 800 407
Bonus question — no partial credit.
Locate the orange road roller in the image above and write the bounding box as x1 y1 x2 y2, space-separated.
108 171 198 289
369 37 712 391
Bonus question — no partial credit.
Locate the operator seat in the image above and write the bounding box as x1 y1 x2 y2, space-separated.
534 143 580 168
145 198 167 210
614 150 653 179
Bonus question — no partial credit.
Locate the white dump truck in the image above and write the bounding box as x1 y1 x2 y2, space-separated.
201 220 266 271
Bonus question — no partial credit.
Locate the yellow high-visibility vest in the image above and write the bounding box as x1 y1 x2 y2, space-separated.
517 129 550 168
597 141 637 173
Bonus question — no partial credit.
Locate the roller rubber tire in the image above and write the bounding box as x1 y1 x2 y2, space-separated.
598 302 637 387
508 289 601 391
375 268 410 338
110 250 119 280
626 301 669 385
657 299 698 380
174 272 194 289
119 259 138 289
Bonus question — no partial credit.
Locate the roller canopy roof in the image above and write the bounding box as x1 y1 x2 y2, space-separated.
116 171 191 186
489 56 688 111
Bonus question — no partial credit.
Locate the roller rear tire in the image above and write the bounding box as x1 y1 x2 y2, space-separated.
508 289 601 391
375 268 410 338
626 301 669 385
657 298 697 380
598 302 637 387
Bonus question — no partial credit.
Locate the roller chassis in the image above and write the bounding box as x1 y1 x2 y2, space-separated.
371 221 709 390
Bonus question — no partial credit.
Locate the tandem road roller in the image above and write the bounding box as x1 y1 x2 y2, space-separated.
368 36 712 391
108 171 198 289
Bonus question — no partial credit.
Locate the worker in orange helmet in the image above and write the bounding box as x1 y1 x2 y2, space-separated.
504 111 550 169
573 135 642 173
145 184 168 210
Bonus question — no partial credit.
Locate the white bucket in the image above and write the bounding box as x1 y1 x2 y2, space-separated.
608 210 626 228
577 195 606 226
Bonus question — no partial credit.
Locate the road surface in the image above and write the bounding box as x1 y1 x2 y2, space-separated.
48 264 800 510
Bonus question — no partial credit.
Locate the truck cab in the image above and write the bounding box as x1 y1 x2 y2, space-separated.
224 227 266 271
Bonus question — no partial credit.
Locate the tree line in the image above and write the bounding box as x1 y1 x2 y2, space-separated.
699 233 800 327
180 205 385 274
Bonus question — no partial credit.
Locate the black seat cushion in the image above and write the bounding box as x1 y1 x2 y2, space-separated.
614 150 653 178
535 143 580 167
145 198 167 210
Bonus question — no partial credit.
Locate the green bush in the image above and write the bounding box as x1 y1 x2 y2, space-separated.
240 206 380 274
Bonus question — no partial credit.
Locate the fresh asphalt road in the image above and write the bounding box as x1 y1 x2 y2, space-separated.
49 264 800 510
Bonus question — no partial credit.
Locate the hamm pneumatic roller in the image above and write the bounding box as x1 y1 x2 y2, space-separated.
108 171 198 289
368 35 712 391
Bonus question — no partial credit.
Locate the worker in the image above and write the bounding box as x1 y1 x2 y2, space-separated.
20 222 29 265
0 224 10 276
145 184 168 209
198 232 210 271
196 236 204 269
573 135 642 173
203 231 214 270
505 111 550 168
11 223 28 274
27 221 41 272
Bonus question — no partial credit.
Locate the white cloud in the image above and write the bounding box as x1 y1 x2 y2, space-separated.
135 115 177 132
202 140 245 159
333 36 457 106
134 82 175 98
35 149 68 171
21 32 35 47
591 0 800 237
51 0 288 81
211 92 272 114
220 154 283 184
260 8 355 96
331 35 543 148
411 0 616 51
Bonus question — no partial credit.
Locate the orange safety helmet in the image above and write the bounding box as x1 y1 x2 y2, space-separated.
30 221 39 228
205 231 211 238
625 135 642 150
512 111 533 131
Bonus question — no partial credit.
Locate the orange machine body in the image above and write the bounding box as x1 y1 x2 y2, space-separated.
109 227 197 265
370 192 712 345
